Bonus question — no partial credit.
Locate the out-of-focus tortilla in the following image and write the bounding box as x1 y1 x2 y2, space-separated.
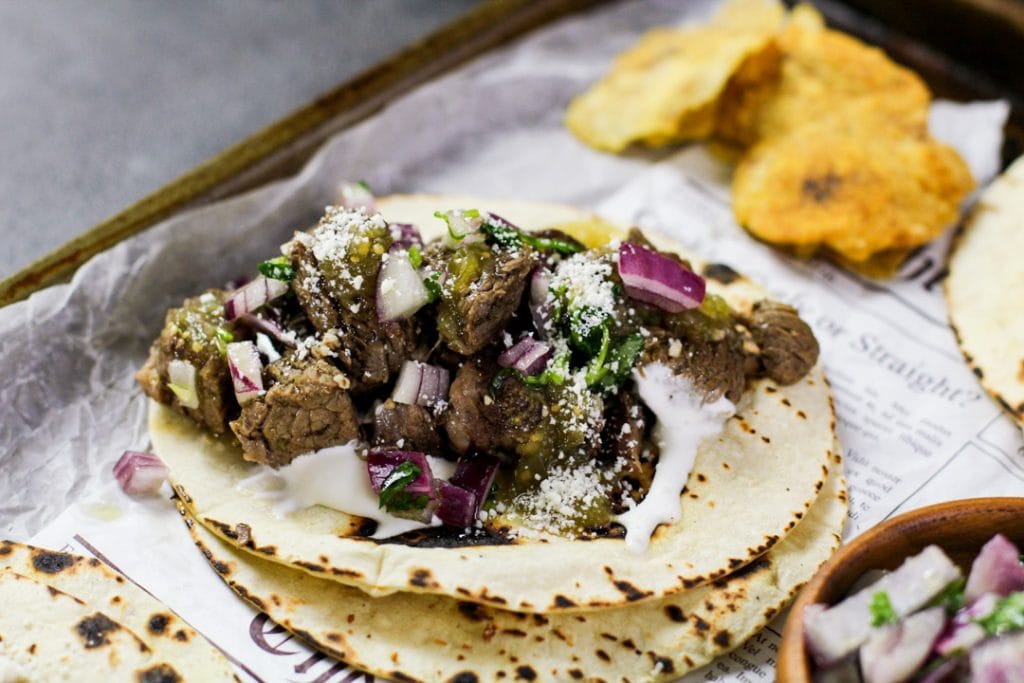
151 194 838 614
946 155 1024 423
181 452 846 681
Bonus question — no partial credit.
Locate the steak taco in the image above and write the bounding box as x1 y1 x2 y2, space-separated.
141 192 837 612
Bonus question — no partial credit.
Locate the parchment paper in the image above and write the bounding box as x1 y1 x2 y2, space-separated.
4 0 1020 680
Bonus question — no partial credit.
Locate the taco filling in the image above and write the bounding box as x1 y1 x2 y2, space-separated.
137 195 819 551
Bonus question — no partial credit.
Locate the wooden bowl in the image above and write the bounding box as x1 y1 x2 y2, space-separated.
777 497 1024 682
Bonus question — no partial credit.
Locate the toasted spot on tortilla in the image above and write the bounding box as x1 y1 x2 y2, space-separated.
568 670 584 680
665 605 686 623
713 630 732 647
174 629 188 642
77 613 120 649
148 613 170 635
702 263 741 284
138 663 182 683
295 560 325 573
449 672 480 683
649 653 675 674
31 550 75 574
692 616 711 632
595 649 611 663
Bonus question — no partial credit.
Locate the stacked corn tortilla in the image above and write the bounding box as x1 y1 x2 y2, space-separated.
154 195 849 681
0 540 238 682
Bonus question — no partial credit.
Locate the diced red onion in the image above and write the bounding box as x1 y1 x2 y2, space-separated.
390 223 422 249
935 593 997 656
239 313 297 347
859 607 946 683
617 242 705 313
498 336 552 376
338 181 375 212
113 450 168 496
377 251 430 321
451 455 499 513
529 268 552 338
804 546 962 666
366 450 438 523
224 276 289 320
966 534 1024 601
392 361 449 408
970 630 1024 682
436 481 478 528
226 341 265 404
167 359 199 409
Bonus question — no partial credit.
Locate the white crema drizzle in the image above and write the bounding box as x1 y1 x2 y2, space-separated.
236 442 456 540
616 363 735 554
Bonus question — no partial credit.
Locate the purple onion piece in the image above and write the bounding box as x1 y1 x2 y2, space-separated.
366 451 435 497
859 607 946 683
436 481 478 528
970 630 1024 682
224 276 289 320
390 223 422 249
239 313 297 348
935 593 997 656
966 534 1024 602
112 451 168 497
226 341 265 404
617 242 705 313
498 337 552 376
392 361 449 408
804 546 962 666
451 455 499 510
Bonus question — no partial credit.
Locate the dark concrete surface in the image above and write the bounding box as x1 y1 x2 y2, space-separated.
0 0 482 278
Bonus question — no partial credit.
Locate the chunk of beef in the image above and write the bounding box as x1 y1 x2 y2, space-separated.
436 243 534 356
230 359 359 467
600 388 655 508
641 327 749 403
373 399 443 454
445 358 545 456
136 290 240 434
747 300 819 385
290 237 420 394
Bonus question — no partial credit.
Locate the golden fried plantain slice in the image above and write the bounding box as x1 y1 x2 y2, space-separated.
733 116 975 266
566 0 785 152
716 4 931 146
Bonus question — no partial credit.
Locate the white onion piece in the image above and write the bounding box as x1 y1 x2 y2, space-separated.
376 251 430 322
224 276 289 320
227 341 265 404
618 242 705 312
529 268 553 338
934 592 996 656
167 359 199 409
804 546 962 666
859 608 946 683
392 360 449 408
338 181 375 212
971 631 1024 681
112 451 168 496
437 209 484 248
255 332 281 363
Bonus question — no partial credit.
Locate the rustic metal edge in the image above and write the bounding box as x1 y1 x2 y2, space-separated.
0 0 604 307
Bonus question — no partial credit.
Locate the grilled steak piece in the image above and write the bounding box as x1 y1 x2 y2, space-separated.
230 358 359 468
435 243 534 356
747 300 819 385
136 289 240 434
373 399 444 454
641 327 749 403
289 211 420 393
445 357 546 456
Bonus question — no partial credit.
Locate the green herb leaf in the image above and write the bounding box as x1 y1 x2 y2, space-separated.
568 306 609 356
378 461 427 512
929 578 966 613
423 272 443 303
357 179 373 192
584 326 612 386
869 591 899 627
594 334 644 390
214 326 234 356
479 220 583 254
408 245 423 269
977 591 1024 636
258 256 295 281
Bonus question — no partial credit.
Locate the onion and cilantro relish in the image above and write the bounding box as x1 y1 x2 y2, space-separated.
869 591 899 627
377 461 429 513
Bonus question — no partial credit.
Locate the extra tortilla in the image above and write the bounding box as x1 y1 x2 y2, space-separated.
183 450 846 682
0 540 239 682
946 155 1024 424
152 194 837 612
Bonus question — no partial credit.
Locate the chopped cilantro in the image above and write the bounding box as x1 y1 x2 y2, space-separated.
357 179 372 192
378 461 429 512
977 591 1024 636
929 578 966 613
434 209 480 242
869 591 899 627
408 244 423 269
423 272 443 303
587 334 643 391
479 219 582 254
584 326 611 385
214 326 234 356
568 306 609 356
258 256 294 281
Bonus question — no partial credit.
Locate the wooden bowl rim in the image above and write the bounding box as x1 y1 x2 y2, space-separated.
777 496 1024 681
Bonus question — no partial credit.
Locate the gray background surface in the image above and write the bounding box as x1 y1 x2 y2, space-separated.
0 0 481 279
